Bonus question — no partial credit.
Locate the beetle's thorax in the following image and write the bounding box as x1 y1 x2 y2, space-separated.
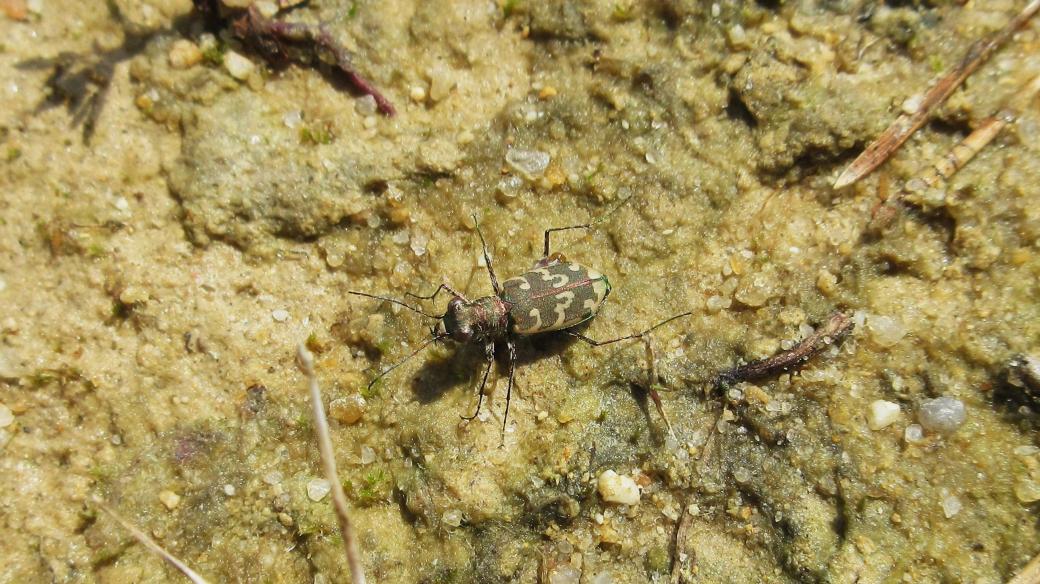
438 295 512 344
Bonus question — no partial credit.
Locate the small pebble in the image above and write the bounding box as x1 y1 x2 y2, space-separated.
223 51 255 80
941 494 962 518
409 232 429 257
597 470 640 505
917 396 966 435
1016 478 1040 503
271 309 290 322
409 85 427 102
2 0 28 21
427 64 455 101
866 315 906 347
360 445 376 464
355 95 378 117
727 24 749 48
0 403 13 428
442 509 463 527
119 286 148 305
168 39 203 69
549 564 581 584
538 86 558 99
307 478 331 502
903 423 925 444
223 484 236 496
254 0 278 18
329 395 366 424
159 490 181 510
263 471 283 485
901 94 924 115
282 110 303 129
867 400 901 430
505 148 551 178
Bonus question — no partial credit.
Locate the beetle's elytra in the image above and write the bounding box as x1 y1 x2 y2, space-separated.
502 261 611 334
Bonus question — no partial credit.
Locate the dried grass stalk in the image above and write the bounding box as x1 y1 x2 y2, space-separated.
296 345 367 584
95 500 212 584
834 0 1040 189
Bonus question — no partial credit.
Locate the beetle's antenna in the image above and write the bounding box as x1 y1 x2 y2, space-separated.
471 214 502 295
348 291 444 319
364 333 445 393
542 193 638 258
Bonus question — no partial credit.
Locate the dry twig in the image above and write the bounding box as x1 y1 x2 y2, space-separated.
95 500 212 584
670 504 695 584
871 73 1040 225
833 0 1040 189
296 345 367 584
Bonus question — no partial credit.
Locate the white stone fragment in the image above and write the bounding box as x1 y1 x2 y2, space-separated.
1016 478 1040 503
918 396 966 435
0 403 13 428
254 0 279 18
282 110 303 129
355 95 378 117
597 470 640 505
442 509 463 527
866 315 906 347
867 400 901 430
223 484 236 496
549 564 581 584
904 423 925 444
427 64 455 101
159 490 181 510
901 94 924 115
360 445 376 464
505 148 551 179
409 232 429 257
271 309 290 322
941 494 962 518
307 478 331 502
223 51 255 80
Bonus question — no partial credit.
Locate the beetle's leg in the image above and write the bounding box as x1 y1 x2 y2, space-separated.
564 311 693 346
643 336 674 435
541 194 636 258
500 339 517 443
471 214 502 295
405 283 467 303
462 343 495 421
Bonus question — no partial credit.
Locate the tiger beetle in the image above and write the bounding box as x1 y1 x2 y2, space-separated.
349 202 691 436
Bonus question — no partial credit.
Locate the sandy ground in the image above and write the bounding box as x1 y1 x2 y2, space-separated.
1 0 1039 582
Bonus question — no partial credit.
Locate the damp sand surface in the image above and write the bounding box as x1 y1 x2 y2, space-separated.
1 1 1040 582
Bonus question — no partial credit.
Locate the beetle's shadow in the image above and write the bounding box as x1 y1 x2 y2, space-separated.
407 325 590 406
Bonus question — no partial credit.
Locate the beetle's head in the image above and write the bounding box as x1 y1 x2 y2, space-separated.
436 297 476 344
